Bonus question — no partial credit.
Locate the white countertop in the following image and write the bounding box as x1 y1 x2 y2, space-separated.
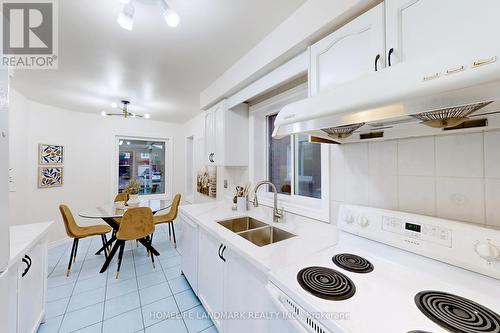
9 222 53 267
179 201 337 273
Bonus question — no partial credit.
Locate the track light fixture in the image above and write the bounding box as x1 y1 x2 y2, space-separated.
117 0 180 31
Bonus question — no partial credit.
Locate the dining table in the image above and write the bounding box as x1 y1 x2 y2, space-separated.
79 199 172 273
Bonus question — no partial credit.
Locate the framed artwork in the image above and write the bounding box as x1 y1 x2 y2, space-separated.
39 144 64 164
197 166 217 198
38 167 63 188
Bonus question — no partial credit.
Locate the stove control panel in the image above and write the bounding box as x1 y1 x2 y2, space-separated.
382 216 452 248
338 205 500 280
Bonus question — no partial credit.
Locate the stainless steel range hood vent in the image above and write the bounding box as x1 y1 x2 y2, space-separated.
410 101 493 128
321 123 365 139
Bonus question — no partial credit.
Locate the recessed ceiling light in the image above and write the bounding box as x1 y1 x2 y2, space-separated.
144 114 151 119
101 111 107 116
111 102 118 108
127 141 131 145
119 140 124 145
117 3 135 31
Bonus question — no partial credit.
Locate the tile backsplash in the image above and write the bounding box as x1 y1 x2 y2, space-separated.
331 130 500 228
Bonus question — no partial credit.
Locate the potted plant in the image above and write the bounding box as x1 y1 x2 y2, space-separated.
124 179 141 205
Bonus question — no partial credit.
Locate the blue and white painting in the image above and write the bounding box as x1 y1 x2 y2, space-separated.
39 144 64 164
38 167 63 188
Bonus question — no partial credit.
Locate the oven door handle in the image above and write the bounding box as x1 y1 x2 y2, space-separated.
265 284 311 333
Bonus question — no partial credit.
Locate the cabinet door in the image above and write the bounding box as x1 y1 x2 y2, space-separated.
310 3 385 96
178 215 198 294
214 105 225 166
197 231 225 330
223 250 282 333
204 111 216 165
385 0 500 66
18 241 46 333
0 69 9 270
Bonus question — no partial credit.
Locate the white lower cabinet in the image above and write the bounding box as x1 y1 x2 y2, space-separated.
194 229 291 333
197 230 225 330
8 238 48 333
179 214 199 293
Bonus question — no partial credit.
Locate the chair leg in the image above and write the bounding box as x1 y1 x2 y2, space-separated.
116 241 125 279
149 236 156 269
171 222 177 248
168 223 172 240
73 238 79 263
101 235 108 259
100 241 121 274
67 238 77 277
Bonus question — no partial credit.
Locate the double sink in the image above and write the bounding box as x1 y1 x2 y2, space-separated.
217 217 296 247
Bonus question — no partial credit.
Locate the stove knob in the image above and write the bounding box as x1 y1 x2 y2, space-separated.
358 216 370 228
474 241 500 262
344 214 355 225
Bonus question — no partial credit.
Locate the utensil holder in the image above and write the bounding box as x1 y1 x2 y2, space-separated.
236 196 247 213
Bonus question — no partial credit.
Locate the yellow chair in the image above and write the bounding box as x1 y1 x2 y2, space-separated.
114 193 129 203
59 205 113 276
153 194 181 247
112 207 156 278
113 193 129 225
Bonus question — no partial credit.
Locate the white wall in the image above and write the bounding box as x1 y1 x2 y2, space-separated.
331 131 500 228
9 89 186 243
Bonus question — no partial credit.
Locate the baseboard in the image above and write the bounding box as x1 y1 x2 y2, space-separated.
48 238 71 249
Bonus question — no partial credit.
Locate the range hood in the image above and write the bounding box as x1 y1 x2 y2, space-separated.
272 51 500 143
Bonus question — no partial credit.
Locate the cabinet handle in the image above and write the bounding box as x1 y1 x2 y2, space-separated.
221 246 227 262
209 153 215 163
21 256 31 277
374 54 381 72
218 244 223 260
388 48 394 67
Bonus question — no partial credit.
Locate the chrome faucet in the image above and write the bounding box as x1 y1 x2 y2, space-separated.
253 181 283 223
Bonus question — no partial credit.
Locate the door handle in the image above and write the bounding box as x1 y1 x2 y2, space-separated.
220 246 227 262
388 48 394 67
21 257 30 277
374 54 381 72
25 254 32 267
218 244 223 260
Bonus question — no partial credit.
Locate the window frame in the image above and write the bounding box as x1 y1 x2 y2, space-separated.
249 83 330 222
113 135 173 200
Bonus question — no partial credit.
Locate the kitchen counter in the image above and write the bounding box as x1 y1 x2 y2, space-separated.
9 222 53 267
179 201 337 273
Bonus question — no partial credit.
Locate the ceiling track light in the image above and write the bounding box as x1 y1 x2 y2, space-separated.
117 0 180 31
159 0 180 28
117 2 135 31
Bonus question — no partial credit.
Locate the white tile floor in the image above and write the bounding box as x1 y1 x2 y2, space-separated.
38 225 218 333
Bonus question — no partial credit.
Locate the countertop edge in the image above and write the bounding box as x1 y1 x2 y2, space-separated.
9 221 54 267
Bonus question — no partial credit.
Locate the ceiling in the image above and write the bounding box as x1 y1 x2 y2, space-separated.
11 0 306 123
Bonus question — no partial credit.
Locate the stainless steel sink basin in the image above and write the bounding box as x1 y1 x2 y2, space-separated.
217 217 268 233
238 226 296 247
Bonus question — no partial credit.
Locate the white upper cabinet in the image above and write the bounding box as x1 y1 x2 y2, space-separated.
310 3 386 96
385 0 500 66
204 100 249 166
